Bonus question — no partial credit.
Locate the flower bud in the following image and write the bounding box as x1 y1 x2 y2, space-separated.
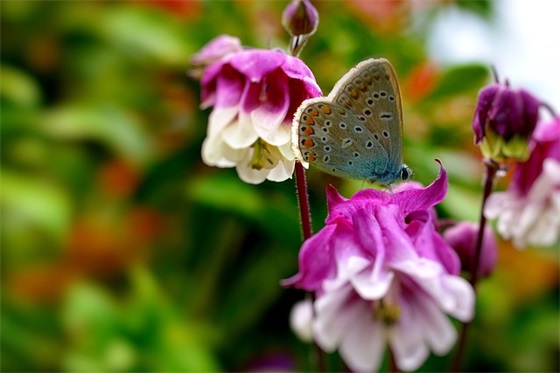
444 222 497 278
472 83 540 162
282 0 319 38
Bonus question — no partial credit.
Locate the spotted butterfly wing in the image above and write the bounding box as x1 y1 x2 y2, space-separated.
292 58 411 184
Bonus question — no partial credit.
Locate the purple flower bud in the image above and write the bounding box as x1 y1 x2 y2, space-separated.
443 222 497 278
472 83 540 161
282 0 319 37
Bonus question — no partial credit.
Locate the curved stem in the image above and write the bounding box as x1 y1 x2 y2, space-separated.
451 159 498 371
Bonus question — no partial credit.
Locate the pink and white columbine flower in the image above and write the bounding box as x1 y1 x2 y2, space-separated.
191 35 322 184
284 162 474 372
485 117 560 248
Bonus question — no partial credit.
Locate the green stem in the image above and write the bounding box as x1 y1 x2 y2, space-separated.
451 159 498 371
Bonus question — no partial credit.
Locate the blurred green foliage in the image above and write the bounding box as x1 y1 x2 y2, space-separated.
1 1 557 372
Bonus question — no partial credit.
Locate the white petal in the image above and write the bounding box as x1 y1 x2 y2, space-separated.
390 301 429 372
222 113 259 149
484 192 509 219
351 265 394 301
266 159 294 182
290 299 314 342
207 106 238 137
415 296 457 355
439 275 475 322
201 135 238 167
313 285 357 352
528 159 560 201
236 163 269 184
278 140 296 161
339 303 386 373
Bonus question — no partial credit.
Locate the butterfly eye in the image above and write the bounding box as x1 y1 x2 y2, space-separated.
400 165 413 180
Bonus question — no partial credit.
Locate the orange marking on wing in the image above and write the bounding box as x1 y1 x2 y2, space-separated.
304 127 315 136
337 108 346 115
309 109 319 117
308 152 316 162
306 117 315 125
349 90 359 99
321 106 332 115
303 138 315 149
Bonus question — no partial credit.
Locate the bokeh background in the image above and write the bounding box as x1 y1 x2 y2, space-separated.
1 1 558 372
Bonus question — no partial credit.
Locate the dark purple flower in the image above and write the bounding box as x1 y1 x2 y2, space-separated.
472 83 540 161
191 35 322 184
284 161 474 371
485 117 560 247
443 222 497 278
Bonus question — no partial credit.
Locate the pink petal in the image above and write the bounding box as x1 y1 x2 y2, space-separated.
281 223 340 290
213 67 245 109
251 70 291 146
191 35 242 66
393 160 447 216
230 50 286 82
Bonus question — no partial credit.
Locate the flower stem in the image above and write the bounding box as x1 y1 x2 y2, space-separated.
295 161 313 241
451 159 498 371
389 347 399 373
294 161 326 371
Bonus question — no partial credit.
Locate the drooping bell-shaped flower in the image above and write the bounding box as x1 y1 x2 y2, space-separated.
284 162 474 372
485 117 560 248
191 35 322 184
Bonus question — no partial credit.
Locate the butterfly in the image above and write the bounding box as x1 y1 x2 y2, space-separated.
292 58 412 185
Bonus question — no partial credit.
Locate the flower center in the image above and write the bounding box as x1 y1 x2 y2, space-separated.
372 299 401 326
249 139 275 170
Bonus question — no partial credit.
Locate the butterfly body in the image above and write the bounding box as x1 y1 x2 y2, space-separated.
292 58 412 185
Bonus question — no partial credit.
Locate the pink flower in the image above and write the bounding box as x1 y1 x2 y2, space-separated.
191 35 322 184
284 162 474 372
443 222 497 278
485 117 560 248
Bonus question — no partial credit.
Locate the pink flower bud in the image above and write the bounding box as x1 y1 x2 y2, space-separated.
444 222 497 278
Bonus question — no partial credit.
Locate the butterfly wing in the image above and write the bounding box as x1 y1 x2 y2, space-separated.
293 98 389 180
329 59 404 180
293 58 405 183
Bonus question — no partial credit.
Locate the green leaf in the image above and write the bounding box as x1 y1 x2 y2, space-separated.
40 104 151 164
0 169 71 242
0 65 42 107
427 63 490 101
